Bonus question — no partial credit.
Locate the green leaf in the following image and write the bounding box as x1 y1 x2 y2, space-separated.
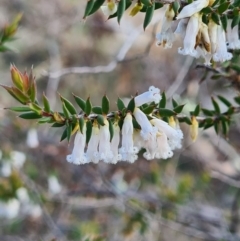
211 0 220 8
193 105 200 116
79 117 85 133
61 96 77 115
108 120 114 142
92 106 102 114
211 97 221 114
102 95 109 115
214 121 219 134
218 2 230 14
217 95 231 107
19 112 42 119
73 94 86 111
143 2 155 30
66 122 72 142
117 98 125 111
60 128 67 142
85 97 92 116
140 0 152 7
159 92 166 108
97 115 105 126
11 86 29 104
231 15 240 28
204 122 214 130
117 0 126 24
28 102 42 114
231 63 240 73
202 14 209 24
29 81 37 102
62 102 70 118
220 14 228 31
43 94 51 113
142 104 155 114
174 104 184 114
86 121 92 144
83 0 95 18
172 98 178 108
234 96 240 105
172 1 180 15
108 0 131 19
202 108 214 116
52 123 65 127
184 117 192 125
221 120 228 136
159 108 175 117
233 0 240 7
132 118 141 129
211 12 220 25
88 0 105 15
127 98 135 113
201 6 212 14
6 106 32 112
155 2 164 9
38 117 52 124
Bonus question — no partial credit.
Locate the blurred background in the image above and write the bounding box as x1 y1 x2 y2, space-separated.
0 0 240 241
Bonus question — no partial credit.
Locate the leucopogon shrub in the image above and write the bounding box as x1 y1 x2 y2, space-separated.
2 66 240 165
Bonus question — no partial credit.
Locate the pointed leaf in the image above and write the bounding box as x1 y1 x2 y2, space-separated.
66 122 72 142
217 95 231 107
220 14 228 31
43 94 51 113
174 104 185 114
86 121 92 144
193 104 200 116
83 0 95 18
127 98 135 113
211 0 220 7
159 108 175 117
234 96 240 105
38 117 52 124
159 92 166 108
52 123 65 128
218 2 230 14
108 120 114 142
88 0 105 15
92 106 102 114
140 0 152 7
211 97 220 114
85 97 92 116
60 127 67 142
79 117 85 133
62 102 70 118
6 106 32 112
172 98 178 108
202 108 214 116
211 12 220 25
117 0 126 24
143 2 155 30
19 112 42 119
142 104 155 114
73 94 86 111
231 14 240 28
117 98 125 111
97 115 105 126
60 96 77 115
102 95 109 115
214 121 219 134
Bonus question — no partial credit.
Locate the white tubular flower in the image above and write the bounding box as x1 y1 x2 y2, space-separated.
178 13 200 57
176 0 209 20
151 118 183 150
86 122 100 163
110 122 122 164
101 1 117 17
99 118 113 163
156 5 175 49
174 18 189 39
143 134 158 160
200 22 211 53
134 86 161 107
208 20 218 54
155 132 173 159
133 129 144 150
120 113 138 163
66 126 87 165
133 107 156 140
213 25 233 62
196 46 212 66
226 20 240 50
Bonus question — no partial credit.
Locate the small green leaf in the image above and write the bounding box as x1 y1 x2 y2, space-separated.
60 128 67 142
211 0 220 8
132 118 141 129
172 98 178 108
217 95 231 107
202 108 214 116
155 2 164 9
88 0 105 15
159 92 166 108
142 104 155 114
86 121 92 144
211 97 221 114
220 14 228 31
201 6 212 14
204 122 214 130
202 14 209 24
117 98 125 111
108 120 114 142
73 94 86 111
214 121 219 134
29 80 37 103
234 96 240 105
66 122 72 142
184 117 192 125
38 117 52 124
233 0 240 7
174 104 184 114
19 112 42 119
172 1 180 15
61 96 77 115
218 2 230 14
102 95 109 115
159 108 175 117
211 12 220 25
231 63 240 73
43 94 51 113
28 102 42 114
83 0 95 18
6 106 32 112
127 98 135 113
79 117 85 133
52 123 65 128
221 120 228 136
108 0 131 19
117 0 126 24
62 102 70 118
140 0 152 7
193 105 200 116
97 115 105 126
143 2 155 30
92 106 102 114
85 97 92 116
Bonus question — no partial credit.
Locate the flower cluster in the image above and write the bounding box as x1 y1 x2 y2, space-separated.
66 86 183 165
156 0 239 65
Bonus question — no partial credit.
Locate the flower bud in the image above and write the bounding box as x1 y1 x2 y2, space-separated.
190 116 198 142
129 2 143 17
